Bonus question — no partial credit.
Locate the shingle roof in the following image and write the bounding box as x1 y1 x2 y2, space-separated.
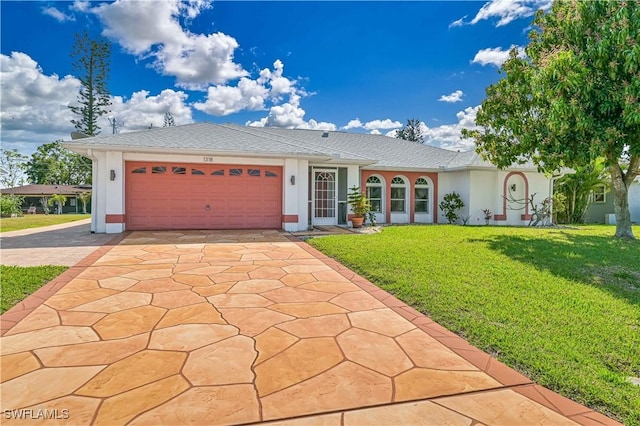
1 184 92 196
63 122 531 171
64 123 331 159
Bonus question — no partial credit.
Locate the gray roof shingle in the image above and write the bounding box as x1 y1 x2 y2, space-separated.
64 122 533 171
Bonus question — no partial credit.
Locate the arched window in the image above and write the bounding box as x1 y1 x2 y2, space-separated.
414 177 430 213
366 175 383 212
391 176 406 212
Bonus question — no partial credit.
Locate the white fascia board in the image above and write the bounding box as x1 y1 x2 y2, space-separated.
320 158 378 166
362 166 442 173
444 165 540 172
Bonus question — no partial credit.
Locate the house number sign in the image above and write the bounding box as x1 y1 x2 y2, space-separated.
203 156 215 163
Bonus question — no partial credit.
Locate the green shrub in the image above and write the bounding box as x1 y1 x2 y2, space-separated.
439 192 464 224
0 194 24 216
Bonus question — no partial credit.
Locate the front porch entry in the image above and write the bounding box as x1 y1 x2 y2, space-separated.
310 167 348 226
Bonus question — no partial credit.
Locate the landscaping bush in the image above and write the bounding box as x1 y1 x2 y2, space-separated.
0 194 24 217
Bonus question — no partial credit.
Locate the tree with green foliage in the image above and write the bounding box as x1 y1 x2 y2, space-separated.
26 141 91 185
395 119 424 143
69 30 112 136
439 192 464 224
0 149 28 189
48 194 67 215
0 194 24 217
462 1 639 239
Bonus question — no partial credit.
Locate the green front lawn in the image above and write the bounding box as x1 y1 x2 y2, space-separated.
309 225 640 425
0 265 68 313
0 214 90 232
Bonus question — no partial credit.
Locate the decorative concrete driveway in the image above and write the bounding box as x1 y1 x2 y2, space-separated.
0 231 618 425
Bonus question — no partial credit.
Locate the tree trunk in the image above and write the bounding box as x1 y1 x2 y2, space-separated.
609 165 635 239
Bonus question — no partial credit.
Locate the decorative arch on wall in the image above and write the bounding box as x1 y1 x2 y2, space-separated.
494 171 532 221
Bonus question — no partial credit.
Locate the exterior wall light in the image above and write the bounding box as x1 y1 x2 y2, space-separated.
110 170 116 181
290 175 296 185
510 183 516 192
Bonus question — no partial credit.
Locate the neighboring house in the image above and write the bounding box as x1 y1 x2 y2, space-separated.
584 178 640 224
62 123 554 234
0 184 92 214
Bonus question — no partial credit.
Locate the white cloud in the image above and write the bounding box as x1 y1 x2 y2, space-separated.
471 46 524 67
42 7 75 22
343 119 363 130
0 52 80 153
193 60 299 116
421 106 481 151
448 16 467 28
246 94 336 131
70 1 90 13
92 0 246 89
469 0 551 27
0 52 194 153
363 119 402 131
438 90 464 103
106 89 193 132
194 77 269 116
341 118 402 131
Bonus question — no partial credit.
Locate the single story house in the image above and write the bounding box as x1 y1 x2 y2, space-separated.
1 184 92 214
584 177 640 224
62 123 554 234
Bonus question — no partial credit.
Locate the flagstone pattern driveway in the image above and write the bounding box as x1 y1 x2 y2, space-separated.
0 230 619 425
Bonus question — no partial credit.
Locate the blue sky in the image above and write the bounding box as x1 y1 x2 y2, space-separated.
1 0 550 155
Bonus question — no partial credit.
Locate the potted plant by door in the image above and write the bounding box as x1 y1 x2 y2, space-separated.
348 186 371 228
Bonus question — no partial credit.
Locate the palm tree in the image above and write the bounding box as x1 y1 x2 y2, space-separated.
555 159 607 223
48 194 67 215
77 192 91 214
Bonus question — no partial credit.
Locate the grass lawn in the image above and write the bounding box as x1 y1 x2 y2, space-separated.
309 225 640 425
0 214 90 232
0 265 68 313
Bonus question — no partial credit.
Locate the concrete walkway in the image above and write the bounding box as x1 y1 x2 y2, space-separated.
0 230 619 425
0 219 116 266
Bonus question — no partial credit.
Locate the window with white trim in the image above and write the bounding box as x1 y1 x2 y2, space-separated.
592 184 606 203
414 177 429 213
391 176 406 212
366 176 383 212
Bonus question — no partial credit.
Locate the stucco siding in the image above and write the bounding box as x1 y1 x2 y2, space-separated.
437 171 470 224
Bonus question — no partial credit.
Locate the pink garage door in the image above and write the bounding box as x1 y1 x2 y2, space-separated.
125 162 283 230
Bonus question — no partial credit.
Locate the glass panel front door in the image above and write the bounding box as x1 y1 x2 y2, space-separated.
313 170 337 225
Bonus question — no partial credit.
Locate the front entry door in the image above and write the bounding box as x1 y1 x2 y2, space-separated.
313 170 337 225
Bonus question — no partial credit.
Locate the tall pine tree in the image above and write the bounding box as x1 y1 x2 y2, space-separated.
69 31 112 136
395 119 424 143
